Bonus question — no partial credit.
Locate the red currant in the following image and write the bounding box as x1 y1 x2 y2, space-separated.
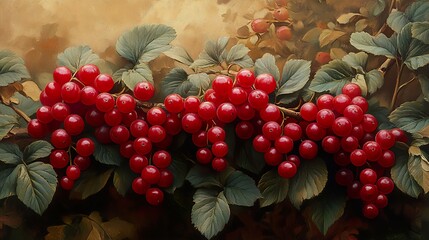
36 106 53 124
196 148 213 164
66 165 81 180
76 138 95 157
283 123 302 141
390 128 407 143
53 66 72 85
342 83 362 98
146 188 164 206
73 155 91 170
28 119 48 139
134 81 155 101
300 102 318 121
93 74 114 93
141 165 161 185
158 169 174 188
264 147 283 166
80 86 98 106
192 130 208 147
341 136 359 152
61 82 81 103
235 121 254 139
278 161 297 178
212 158 227 172
362 114 378 132
253 135 271 152
51 129 71 149
374 194 388 208
96 93 115 112
363 141 382 161
343 105 364 124
334 151 350 166
216 103 237 123
274 136 293 154
299 140 318 160
254 73 276 94
335 168 354 186
237 103 256 120
182 113 203 134
251 19 271 33
50 150 69 169
60 176 74 190
148 125 166 143
316 109 335 128
350 149 367 166
236 69 255 88
362 203 379 219
347 180 362 199
132 177 150 195
129 154 149 173
164 94 184 113
77 64 99 86
332 117 352 137
378 150 395 168
64 114 84 136
359 168 377 184
116 94 136 113
317 94 334 110
375 130 395 150
360 184 379 202
377 177 394 194
133 137 152 155
333 94 351 113
183 96 200 113
248 90 269 110
85 108 105 127
212 75 233 96
228 87 247 105
351 96 369 113
52 102 71 121
152 150 172 169
322 135 341 153
305 122 326 141
211 141 228 158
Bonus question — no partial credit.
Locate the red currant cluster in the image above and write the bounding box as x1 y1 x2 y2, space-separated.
28 64 174 205
250 0 292 41
299 83 406 218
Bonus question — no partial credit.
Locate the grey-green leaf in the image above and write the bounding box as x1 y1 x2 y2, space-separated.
258 170 289 207
91 138 124 166
391 147 423 198
186 165 222 188
389 100 429 133
277 60 311 95
57 45 100 72
164 46 194 65
23 140 53 163
0 142 22 165
309 59 355 95
117 63 153 90
408 149 429 193
342 52 368 72
254 53 280 81
405 1 429 22
236 140 265 174
15 162 57 215
70 168 114 200
0 114 18 141
190 37 229 69
350 32 397 58
309 191 346 235
0 50 30 86
166 154 189 192
226 44 250 64
288 158 328 209
0 167 19 199
397 23 429 70
387 10 410 33
191 189 230 239
365 69 384 94
418 74 429 102
161 68 199 98
224 171 261 206
412 22 429 44
116 24 176 64
188 73 211 91
113 164 137 196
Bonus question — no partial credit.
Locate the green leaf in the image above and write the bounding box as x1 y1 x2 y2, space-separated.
225 44 253 68
12 93 42 123
257 170 289 207
397 23 429 70
342 52 368 72
0 50 30 86
288 158 328 209
351 74 368 96
412 22 429 44
405 1 429 22
164 46 194 65
277 60 311 96
387 10 410 33
309 60 355 95
391 147 423 198
367 0 386 16
188 73 211 91
113 163 137 196
223 171 261 206
408 146 429 193
57 45 100 72
0 167 19 199
191 189 230 239
70 168 114 200
0 142 22 165
364 69 384 94
418 74 429 102
0 114 18 141
115 63 153 90
236 140 265 174
23 140 53 163
116 24 176 64
190 37 229 69
309 191 346 235
186 165 222 188
15 162 57 215
254 53 280 81
91 138 124 166
367 99 394 129
160 68 207 98
389 100 429 133
350 32 397 58
166 154 189 192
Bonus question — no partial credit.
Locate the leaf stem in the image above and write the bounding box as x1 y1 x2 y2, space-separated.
390 62 405 110
9 104 31 123
378 58 394 75
278 106 301 119
375 0 396 36
397 76 416 93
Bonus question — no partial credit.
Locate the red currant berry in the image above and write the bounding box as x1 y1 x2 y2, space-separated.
51 102 71 121
216 103 237 123
164 94 184 113
299 140 318 160
141 165 161 185
93 74 114 93
196 148 213 164
132 177 150 195
287 155 301 167
360 184 379 202
85 108 105 127
235 121 254 139
207 126 226 143
251 18 271 33
278 161 297 178
116 94 136 113
163 114 181 135
248 90 269 110
351 96 368 113
77 64 99 86
377 177 394 194
212 157 227 172
80 86 98 106
316 109 335 128
103 108 122 127
334 151 351 166
335 168 354 186
260 104 281 122
146 188 164 206
322 136 341 153
276 26 293 40
254 73 276 94
212 75 233 96
152 150 172 169
96 93 115 112
192 130 208 147
378 150 395 168
347 180 362 199
129 120 148 138
76 138 95 157
317 94 334 110
253 135 271 152
343 105 364 124
73 155 91 170
350 149 367 166
300 102 318 121
158 169 174 188
211 141 228 158
362 114 378 132
183 96 200 113
182 113 203 134
64 114 84 136
362 203 379 219
235 69 255 88
134 81 155 101
363 141 382 161
60 176 74 190
351 124 365 140
66 165 81 180
61 82 81 103
390 128 407 143
109 125 130 144
94 125 112 144
342 83 362 98
27 119 48 139
147 107 167 125
333 94 351 113
228 87 247 105
50 150 69 169
262 121 282 140
129 154 149 173
51 129 71 149
274 136 294 154
133 137 152 155
148 125 166 143
305 122 326 141
359 168 377 184
264 147 283 166
53 66 72 85
44 82 62 102
374 194 388 208
40 90 57 106
273 7 289 20
341 136 359 152
198 101 217 121
36 106 53 124
375 130 395 150
283 123 302 141
237 103 256 120
332 117 352 137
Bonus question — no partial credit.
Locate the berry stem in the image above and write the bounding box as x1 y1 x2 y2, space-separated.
277 106 301 119
206 69 238 76
390 62 405 110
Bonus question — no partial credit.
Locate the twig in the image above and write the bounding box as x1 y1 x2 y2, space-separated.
397 76 416 93
205 69 238 76
9 104 31 123
378 58 395 75
278 106 301 119
390 62 405 110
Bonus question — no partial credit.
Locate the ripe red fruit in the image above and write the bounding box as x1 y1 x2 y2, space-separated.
198 101 217 121
322 135 341 153
133 137 152 155
94 125 112 144
76 138 95 157
40 90 57 106
228 87 247 105
254 74 276 94
93 74 114 93
378 150 395 168
182 113 203 134
332 117 352 137
363 141 382 161
192 130 208 147
211 141 228 158
44 82 62 102
28 119 48 139
333 94 351 113
50 150 69 169
362 203 379 219
216 103 237 123
132 177 150 195
237 103 256 120
315 52 331 64
147 125 166 143
317 94 334 110
103 108 122 127
53 66 72 85
374 194 388 208
299 140 318 160
316 109 335 128
73 155 91 170
351 96 369 113
375 130 395 150
61 82 81 103
152 150 172 169
236 69 255 88
77 64 100 86
64 114 84 136
362 114 378 132
147 107 167 125
389 128 407 143
262 121 282 140
207 126 226 143
36 106 53 124
85 108 104 127
141 165 161 185
351 124 365 140
196 148 213 164
350 149 367 166
287 155 301 167
347 180 362 199
276 26 293 41
273 7 289 20
235 121 254 139
305 122 326 141
109 125 130 144
80 86 98 106
334 151 350 166
95 93 115 112
212 158 227 172
343 105 364 124
51 129 71 149
253 135 271 152
66 165 81 180
51 102 71 121
212 75 233 96
134 81 155 101
116 94 136 113
248 90 269 110
278 161 297 178
359 168 377 184
360 184 379 202
163 114 182 135
283 123 302 141
129 154 149 173
60 176 74 190
377 177 394 194
251 19 271 33
274 136 294 154
342 83 362 98
184 96 200 113
264 148 283 166
300 102 318 121
260 104 281 122
146 188 164 206
341 136 359 152
335 168 354 186
164 94 184 113
158 169 174 188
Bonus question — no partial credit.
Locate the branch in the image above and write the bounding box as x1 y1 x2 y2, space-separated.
378 58 395 75
278 106 301 119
